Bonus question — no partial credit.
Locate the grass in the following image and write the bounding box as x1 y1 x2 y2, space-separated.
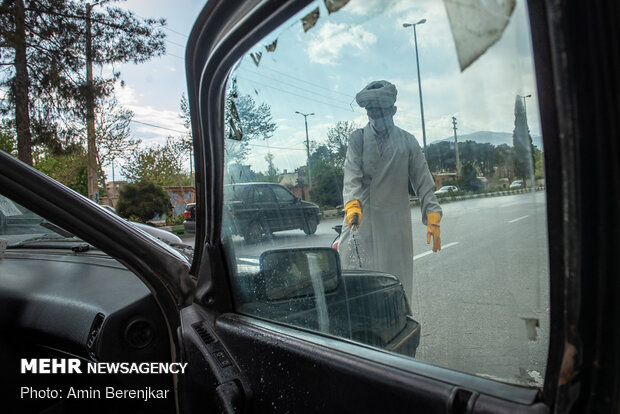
171 225 185 236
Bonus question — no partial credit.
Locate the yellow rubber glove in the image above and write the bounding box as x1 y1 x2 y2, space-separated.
426 211 441 252
345 200 362 229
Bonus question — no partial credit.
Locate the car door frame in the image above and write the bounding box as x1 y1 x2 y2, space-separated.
181 0 605 412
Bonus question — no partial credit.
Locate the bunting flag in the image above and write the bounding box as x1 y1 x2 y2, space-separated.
302 7 320 32
324 0 350 14
265 39 278 52
250 51 262 67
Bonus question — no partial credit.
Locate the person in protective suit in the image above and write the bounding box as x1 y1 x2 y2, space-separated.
338 80 442 302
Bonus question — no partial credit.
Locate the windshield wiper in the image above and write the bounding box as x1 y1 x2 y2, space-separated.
7 235 95 251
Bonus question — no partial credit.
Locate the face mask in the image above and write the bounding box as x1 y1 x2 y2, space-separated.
369 115 394 132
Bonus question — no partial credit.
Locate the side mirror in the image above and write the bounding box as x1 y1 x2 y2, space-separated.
260 248 341 300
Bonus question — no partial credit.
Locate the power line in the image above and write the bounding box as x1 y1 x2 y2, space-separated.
130 120 307 151
258 63 354 99
238 67 354 107
166 52 185 60
236 75 357 115
158 24 189 38
130 119 186 134
166 39 186 49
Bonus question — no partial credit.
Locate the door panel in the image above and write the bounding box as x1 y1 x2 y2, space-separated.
212 314 547 414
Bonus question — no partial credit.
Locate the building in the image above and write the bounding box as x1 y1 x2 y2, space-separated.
163 186 196 216
100 181 127 207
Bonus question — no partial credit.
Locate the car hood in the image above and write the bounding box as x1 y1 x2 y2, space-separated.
129 221 182 245
299 200 319 209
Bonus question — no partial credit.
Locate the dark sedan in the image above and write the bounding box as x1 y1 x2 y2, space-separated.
224 182 321 243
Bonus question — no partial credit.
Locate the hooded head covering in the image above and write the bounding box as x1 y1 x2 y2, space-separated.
356 80 398 135
355 80 398 109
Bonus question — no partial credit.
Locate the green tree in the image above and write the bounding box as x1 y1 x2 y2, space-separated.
179 93 194 184
513 95 535 184
116 181 169 223
33 147 88 196
533 146 545 180
122 138 189 186
224 78 277 164
326 120 358 170
425 141 456 172
493 143 514 179
263 153 279 183
92 94 140 195
458 162 482 192
309 144 343 207
0 120 17 156
0 0 166 165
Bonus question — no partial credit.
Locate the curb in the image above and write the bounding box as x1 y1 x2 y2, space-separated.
409 187 545 206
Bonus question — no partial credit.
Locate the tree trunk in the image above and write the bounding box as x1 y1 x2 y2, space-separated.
13 0 32 165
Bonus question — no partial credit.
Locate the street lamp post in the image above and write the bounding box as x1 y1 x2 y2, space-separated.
295 111 314 190
403 19 427 154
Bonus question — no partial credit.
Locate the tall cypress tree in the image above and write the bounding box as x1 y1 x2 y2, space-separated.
512 95 535 184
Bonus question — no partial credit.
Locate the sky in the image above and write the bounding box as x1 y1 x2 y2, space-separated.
109 0 541 179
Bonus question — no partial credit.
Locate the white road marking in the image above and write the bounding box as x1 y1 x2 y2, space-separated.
414 241 459 260
509 215 529 223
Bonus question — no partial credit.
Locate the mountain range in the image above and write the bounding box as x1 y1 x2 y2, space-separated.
431 131 544 149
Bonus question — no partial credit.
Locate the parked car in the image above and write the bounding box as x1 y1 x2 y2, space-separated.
224 182 321 243
183 202 196 234
510 180 524 189
434 185 459 195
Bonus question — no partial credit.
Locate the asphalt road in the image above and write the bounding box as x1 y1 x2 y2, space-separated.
184 191 550 387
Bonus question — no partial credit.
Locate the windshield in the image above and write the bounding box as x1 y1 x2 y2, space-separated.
0 194 82 246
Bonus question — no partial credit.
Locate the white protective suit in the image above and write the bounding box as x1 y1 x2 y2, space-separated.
338 82 441 302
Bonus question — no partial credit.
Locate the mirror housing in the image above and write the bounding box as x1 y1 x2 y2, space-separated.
260 248 341 300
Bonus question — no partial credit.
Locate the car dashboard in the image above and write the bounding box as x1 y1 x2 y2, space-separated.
0 248 174 413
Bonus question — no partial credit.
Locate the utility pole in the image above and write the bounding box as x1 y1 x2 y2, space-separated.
452 116 461 174
86 2 98 203
295 111 314 190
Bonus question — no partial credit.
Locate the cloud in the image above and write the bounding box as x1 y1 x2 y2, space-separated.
307 22 377 65
116 84 186 145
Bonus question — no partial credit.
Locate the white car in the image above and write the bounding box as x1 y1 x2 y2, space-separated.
510 180 524 189
434 185 459 195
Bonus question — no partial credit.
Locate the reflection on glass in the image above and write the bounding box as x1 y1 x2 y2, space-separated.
221 0 549 389
261 249 339 300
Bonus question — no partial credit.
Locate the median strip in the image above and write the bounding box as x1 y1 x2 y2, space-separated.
414 241 459 260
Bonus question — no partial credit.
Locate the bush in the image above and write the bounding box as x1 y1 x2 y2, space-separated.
116 181 169 223
166 213 185 226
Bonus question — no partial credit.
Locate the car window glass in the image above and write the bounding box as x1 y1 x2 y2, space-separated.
220 0 548 389
272 185 296 202
254 186 276 202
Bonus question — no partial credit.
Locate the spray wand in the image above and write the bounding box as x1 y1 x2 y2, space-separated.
351 213 362 268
